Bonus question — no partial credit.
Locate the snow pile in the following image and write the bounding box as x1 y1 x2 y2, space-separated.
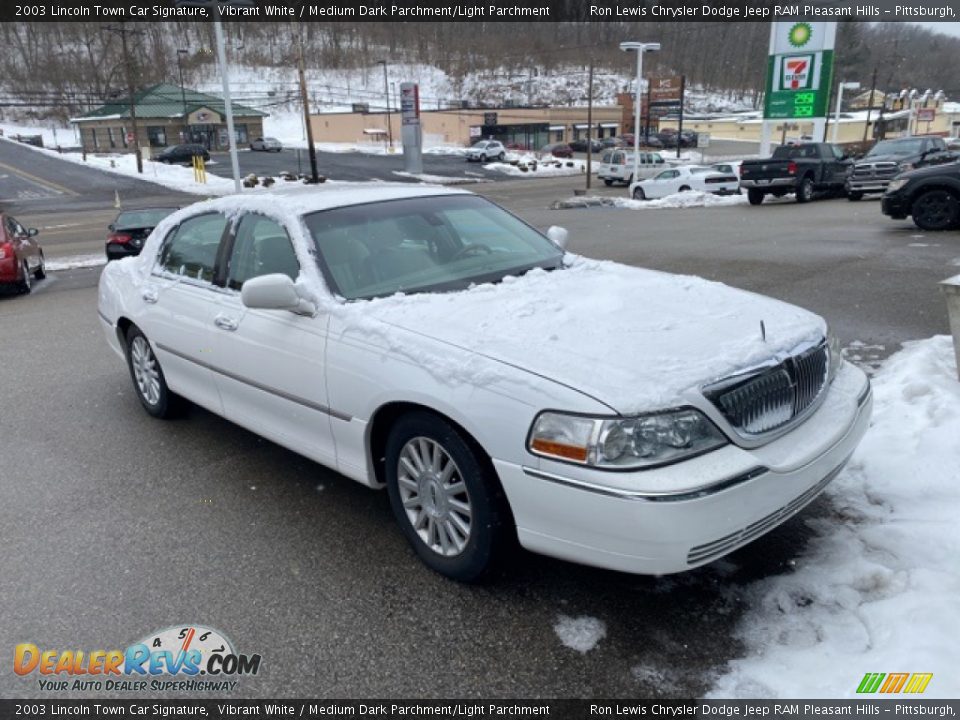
554 191 747 210
45 254 107 271
710 335 960 699
554 615 607 653
484 158 586 178
391 171 487 185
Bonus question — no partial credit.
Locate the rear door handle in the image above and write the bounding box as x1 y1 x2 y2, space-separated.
214 314 238 332
142 288 158 304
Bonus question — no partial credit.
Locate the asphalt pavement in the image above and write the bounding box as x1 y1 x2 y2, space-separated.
1 140 958 698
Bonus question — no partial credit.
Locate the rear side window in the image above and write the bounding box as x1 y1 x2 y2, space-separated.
601 152 613 164
158 213 228 283
227 215 299 290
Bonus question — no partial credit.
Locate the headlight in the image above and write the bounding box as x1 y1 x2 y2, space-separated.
528 408 727 469
898 162 914 172
886 177 909 193
827 327 843 381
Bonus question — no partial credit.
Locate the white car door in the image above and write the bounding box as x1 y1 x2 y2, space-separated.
211 213 337 468
138 212 228 415
649 169 680 198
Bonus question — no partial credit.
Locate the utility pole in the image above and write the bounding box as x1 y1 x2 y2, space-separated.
176 49 189 142
586 62 594 191
863 67 877 144
103 23 144 173
296 32 320 183
213 19 241 193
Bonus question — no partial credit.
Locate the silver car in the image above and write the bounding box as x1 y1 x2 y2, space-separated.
465 140 506 162
250 137 283 152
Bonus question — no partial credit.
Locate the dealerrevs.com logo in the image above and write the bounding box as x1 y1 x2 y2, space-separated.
14 625 262 692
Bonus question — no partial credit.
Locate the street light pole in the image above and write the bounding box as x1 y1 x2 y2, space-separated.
620 41 660 186
213 19 241 193
832 81 860 144
377 60 393 150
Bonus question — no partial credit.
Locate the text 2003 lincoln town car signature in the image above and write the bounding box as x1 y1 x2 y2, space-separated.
98 186 872 582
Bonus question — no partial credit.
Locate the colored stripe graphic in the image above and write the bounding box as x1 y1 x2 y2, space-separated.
904 673 933 694
880 673 909 693
857 673 885 693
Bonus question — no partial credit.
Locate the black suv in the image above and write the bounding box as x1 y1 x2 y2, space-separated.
154 144 210 164
881 161 960 231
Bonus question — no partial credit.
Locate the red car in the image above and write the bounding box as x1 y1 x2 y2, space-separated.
540 143 574 159
0 213 44 294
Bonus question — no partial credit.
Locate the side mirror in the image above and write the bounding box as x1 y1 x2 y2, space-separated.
27 228 38 237
241 274 315 316
108 223 115 232
546 226 569 250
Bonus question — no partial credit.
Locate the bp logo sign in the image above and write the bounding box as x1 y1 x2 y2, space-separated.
788 23 813 48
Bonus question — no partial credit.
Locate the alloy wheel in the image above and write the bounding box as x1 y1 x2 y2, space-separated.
396 436 472 557
130 336 161 407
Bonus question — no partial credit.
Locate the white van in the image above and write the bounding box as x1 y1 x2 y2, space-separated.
597 150 667 186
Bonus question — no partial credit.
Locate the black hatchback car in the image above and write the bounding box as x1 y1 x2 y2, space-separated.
153 144 209 164
106 207 179 260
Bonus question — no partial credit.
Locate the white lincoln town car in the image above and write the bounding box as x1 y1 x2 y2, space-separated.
98 186 871 582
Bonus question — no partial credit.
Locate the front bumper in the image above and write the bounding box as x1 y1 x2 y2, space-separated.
847 180 892 193
495 362 871 575
881 192 911 218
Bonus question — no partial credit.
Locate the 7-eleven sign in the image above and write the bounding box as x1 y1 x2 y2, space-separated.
782 55 813 90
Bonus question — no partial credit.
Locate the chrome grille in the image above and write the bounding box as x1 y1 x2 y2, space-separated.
706 342 829 438
852 162 899 180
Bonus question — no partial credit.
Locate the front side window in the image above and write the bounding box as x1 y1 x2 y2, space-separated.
305 195 563 301
227 215 299 291
158 213 228 283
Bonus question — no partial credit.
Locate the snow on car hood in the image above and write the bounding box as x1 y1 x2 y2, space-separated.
354 257 826 414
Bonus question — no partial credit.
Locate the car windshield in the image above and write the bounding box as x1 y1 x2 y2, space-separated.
304 195 564 301
116 209 177 228
868 139 925 157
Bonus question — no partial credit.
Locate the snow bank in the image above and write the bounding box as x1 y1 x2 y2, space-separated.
710 336 960 699
0 121 73 149
45 254 106 271
554 191 747 210
484 158 586 178
391 171 488 185
554 615 607 653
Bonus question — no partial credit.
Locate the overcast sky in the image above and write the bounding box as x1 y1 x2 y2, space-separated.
910 22 960 38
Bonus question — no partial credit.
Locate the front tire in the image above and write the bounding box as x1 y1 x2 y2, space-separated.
17 261 32 294
912 189 960 231
125 326 181 419
796 176 815 203
847 191 864 201
34 251 45 280
632 187 645 200
747 189 765 205
385 412 511 583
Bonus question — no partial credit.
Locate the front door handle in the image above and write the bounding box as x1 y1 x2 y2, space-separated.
142 288 159 304
214 314 238 332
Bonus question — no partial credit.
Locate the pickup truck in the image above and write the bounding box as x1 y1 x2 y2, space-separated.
740 142 852 205
846 136 956 200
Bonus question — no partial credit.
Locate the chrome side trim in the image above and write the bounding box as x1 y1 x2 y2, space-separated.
155 342 352 422
520 466 768 502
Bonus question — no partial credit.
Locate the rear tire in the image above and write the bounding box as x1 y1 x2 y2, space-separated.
497 152 505 161
632 187 645 200
603 179 613 187
34 251 46 280
385 411 512 583
747 189 765 205
911 189 960 231
678 185 691 192
796 176 815 203
125 326 183 419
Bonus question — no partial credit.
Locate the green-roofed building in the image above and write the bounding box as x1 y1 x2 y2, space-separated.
70 83 268 155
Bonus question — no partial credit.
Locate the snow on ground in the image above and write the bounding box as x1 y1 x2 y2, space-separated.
0 121 74 149
45 254 106 271
390 171 487 185
484 158 586 178
554 615 607 654
710 335 960 699
555 190 748 210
